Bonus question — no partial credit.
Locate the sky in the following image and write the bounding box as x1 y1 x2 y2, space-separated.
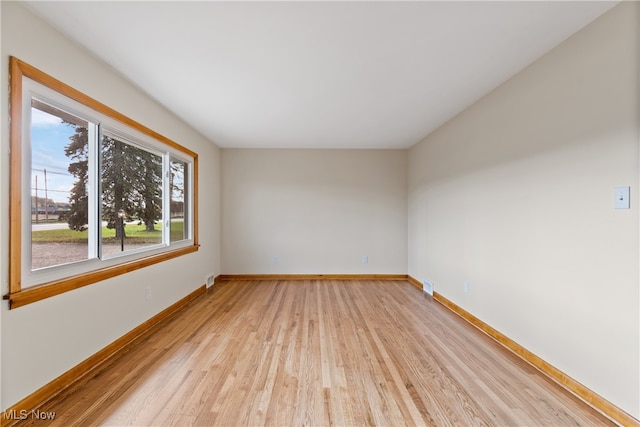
31 107 78 204
30 106 185 207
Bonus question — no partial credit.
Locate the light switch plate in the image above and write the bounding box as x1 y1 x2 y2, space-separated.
615 186 630 209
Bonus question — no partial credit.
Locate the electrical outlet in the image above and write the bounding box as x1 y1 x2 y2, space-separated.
206 274 215 287
463 282 469 294
273 256 280 264
361 256 368 264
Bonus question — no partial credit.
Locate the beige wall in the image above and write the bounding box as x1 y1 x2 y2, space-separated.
222 149 407 274
408 2 639 418
0 2 221 409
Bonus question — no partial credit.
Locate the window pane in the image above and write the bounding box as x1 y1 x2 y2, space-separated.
30 99 90 270
170 158 188 242
100 131 163 256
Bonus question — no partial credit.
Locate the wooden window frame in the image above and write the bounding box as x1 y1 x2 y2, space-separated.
5 57 199 309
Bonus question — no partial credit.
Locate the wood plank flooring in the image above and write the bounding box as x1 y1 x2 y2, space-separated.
22 280 612 426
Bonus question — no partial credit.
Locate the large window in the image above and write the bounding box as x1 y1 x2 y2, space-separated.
7 57 199 309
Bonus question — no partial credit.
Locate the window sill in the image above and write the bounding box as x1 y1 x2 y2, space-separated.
4 244 199 309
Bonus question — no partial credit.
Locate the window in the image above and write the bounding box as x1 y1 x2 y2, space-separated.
6 57 199 309
170 157 189 243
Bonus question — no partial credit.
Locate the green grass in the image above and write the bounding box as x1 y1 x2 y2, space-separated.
32 222 185 243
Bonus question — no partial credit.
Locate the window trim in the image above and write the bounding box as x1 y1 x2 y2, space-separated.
5 57 199 309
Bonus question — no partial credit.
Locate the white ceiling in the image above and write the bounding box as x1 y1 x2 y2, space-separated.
22 1 618 149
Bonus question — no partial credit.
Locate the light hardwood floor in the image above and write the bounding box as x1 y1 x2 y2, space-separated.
23 280 612 426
